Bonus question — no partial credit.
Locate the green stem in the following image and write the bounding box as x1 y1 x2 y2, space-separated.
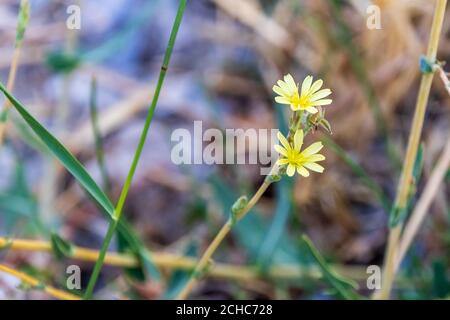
176 179 273 300
375 0 447 300
83 0 187 299
89 77 111 192
84 220 118 299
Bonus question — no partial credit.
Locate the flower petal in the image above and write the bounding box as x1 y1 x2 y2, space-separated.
277 80 295 96
306 106 318 114
276 158 289 165
274 144 288 157
305 154 325 162
284 74 298 92
296 166 310 177
311 99 332 106
303 162 324 173
310 89 332 101
275 96 291 104
301 75 313 95
273 85 288 97
277 131 291 150
293 129 304 151
286 164 296 177
309 79 323 94
302 142 323 157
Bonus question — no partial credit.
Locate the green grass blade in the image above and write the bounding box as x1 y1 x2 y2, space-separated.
0 82 116 219
89 77 111 193
50 233 74 260
302 235 361 300
84 0 187 299
0 47 160 295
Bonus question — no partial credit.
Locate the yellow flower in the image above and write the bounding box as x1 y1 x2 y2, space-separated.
273 74 332 114
274 129 325 177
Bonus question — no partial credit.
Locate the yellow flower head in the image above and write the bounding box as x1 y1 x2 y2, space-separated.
273 74 332 114
274 129 325 177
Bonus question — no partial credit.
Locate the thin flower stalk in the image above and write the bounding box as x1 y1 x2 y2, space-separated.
0 264 80 300
395 66 450 272
176 74 332 299
395 134 450 272
0 237 368 283
0 0 30 145
176 178 272 300
375 0 447 300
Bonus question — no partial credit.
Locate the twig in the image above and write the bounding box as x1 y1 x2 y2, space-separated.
0 236 367 282
396 134 450 271
395 67 450 271
375 0 448 300
0 0 29 145
176 173 273 299
0 264 80 300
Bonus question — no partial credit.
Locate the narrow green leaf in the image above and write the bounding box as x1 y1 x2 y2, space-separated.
0 81 116 219
116 221 161 282
0 82 160 283
50 233 74 260
162 243 197 299
302 235 361 300
89 77 110 193
84 0 187 298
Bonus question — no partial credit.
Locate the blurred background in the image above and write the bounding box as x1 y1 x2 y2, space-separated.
0 0 449 299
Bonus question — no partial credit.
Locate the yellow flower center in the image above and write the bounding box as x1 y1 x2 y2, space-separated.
290 93 311 109
286 148 304 166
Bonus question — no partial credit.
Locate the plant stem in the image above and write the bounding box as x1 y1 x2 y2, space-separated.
89 76 111 192
396 134 450 272
395 67 450 272
0 236 365 282
0 0 29 145
0 47 22 145
375 0 447 300
84 220 118 299
83 0 187 299
0 264 80 300
176 179 272 300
